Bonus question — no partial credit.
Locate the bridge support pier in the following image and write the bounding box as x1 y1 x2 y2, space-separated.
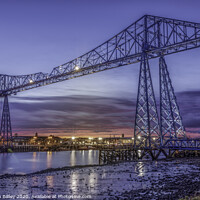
0 95 12 147
134 52 160 149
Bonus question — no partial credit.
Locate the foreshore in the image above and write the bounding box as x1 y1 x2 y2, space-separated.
0 158 200 200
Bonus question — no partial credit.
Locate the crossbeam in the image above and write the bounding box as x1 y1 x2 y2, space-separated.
163 139 200 150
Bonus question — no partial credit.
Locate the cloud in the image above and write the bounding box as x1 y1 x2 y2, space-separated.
6 90 200 136
9 95 135 132
177 91 200 128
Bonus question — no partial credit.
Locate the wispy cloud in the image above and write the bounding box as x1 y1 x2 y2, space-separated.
10 95 135 133
7 90 200 137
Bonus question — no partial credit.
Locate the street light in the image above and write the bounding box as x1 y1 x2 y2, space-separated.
72 136 75 140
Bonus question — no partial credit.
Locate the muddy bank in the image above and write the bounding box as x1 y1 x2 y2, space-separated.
0 158 199 200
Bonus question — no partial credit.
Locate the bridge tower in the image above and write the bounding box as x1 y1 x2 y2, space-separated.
0 95 12 147
134 51 160 150
159 56 185 145
134 16 160 151
134 15 185 153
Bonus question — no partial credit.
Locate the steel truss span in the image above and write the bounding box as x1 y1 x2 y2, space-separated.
1 15 200 96
0 15 200 154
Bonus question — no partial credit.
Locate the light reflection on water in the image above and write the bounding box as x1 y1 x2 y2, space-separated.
70 150 76 166
46 175 54 193
89 172 97 188
0 150 99 175
47 151 52 169
70 172 79 194
135 161 145 177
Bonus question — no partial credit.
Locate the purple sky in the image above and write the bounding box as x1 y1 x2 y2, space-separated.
0 0 200 137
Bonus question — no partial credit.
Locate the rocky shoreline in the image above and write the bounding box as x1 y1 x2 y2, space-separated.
0 158 199 200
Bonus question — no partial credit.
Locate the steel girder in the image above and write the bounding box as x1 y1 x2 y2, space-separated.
0 96 12 146
163 139 200 150
1 15 200 96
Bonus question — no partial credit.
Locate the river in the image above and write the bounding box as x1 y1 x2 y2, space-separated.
0 150 99 175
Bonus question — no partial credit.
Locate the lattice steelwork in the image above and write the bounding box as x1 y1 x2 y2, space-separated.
159 56 185 146
164 139 200 150
1 15 200 96
0 96 12 146
0 15 199 151
134 52 160 149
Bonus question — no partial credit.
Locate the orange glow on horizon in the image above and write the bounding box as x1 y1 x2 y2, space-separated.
12 127 200 139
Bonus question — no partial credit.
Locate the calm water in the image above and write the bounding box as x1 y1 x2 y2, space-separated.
0 150 99 175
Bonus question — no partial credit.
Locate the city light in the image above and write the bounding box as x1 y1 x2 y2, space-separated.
132 137 134 140
72 136 75 140
89 137 93 140
138 136 141 139
29 79 33 83
98 137 102 140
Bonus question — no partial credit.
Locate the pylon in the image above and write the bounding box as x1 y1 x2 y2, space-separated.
134 52 160 149
159 56 185 145
0 95 12 147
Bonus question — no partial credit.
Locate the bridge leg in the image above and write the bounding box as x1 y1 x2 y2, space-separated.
134 52 160 149
0 95 12 147
159 56 185 146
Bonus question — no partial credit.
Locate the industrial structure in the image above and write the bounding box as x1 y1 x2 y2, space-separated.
0 15 200 158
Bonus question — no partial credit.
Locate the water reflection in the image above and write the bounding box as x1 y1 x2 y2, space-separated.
46 175 54 193
0 153 9 172
89 172 97 188
70 150 76 166
88 150 92 164
0 150 99 175
70 172 79 194
47 151 52 168
32 152 37 171
135 162 145 177
138 150 142 158
33 152 37 159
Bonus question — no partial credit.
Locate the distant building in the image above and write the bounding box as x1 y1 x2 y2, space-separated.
12 136 32 146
